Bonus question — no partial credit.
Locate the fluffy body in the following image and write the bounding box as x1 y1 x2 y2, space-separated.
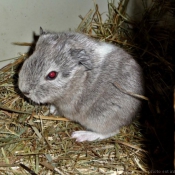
18 30 144 142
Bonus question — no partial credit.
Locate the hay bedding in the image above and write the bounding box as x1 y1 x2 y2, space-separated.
0 55 148 174
0 0 174 174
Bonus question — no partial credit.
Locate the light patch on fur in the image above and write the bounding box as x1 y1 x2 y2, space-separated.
50 105 57 114
71 130 118 142
95 43 115 58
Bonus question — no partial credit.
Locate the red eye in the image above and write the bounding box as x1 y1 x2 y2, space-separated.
46 71 57 80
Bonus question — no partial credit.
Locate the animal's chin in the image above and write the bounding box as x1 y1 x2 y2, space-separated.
28 98 41 105
29 96 43 104
28 93 55 104
30 97 51 105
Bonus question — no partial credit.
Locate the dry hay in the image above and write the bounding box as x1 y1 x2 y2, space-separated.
0 55 148 174
0 0 174 174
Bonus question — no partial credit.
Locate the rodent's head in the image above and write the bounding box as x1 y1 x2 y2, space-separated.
18 29 93 104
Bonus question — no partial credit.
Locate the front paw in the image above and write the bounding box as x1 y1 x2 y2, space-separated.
49 105 58 115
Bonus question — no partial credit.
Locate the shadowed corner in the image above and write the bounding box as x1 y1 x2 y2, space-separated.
174 87 175 170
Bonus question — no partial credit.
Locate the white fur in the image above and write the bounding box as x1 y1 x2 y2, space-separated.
71 130 118 142
95 43 115 58
50 105 57 114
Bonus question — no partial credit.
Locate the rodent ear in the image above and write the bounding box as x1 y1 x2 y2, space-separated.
70 49 92 70
40 27 46 35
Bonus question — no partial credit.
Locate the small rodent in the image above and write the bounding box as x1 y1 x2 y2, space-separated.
18 28 144 142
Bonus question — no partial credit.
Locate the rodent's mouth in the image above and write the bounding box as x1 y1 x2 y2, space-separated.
25 94 41 104
30 95 51 105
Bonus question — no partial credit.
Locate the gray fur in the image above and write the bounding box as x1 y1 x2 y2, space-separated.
18 30 144 142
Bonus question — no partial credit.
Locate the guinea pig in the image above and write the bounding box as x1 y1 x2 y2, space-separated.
18 28 144 142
